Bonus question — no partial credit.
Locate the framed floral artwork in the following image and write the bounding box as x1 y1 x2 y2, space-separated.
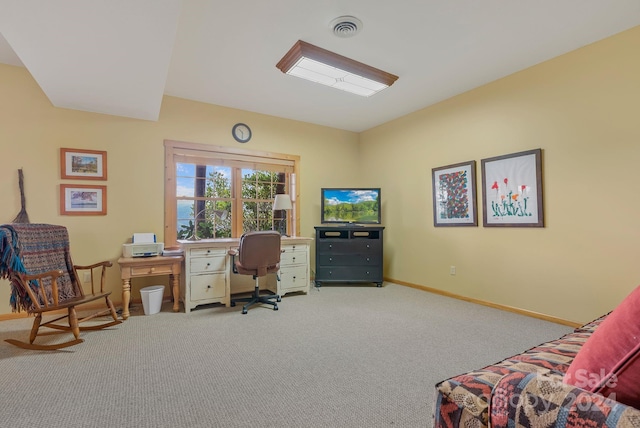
432 160 477 227
481 149 543 227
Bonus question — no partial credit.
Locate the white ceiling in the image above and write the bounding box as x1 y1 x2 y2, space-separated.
0 0 638 132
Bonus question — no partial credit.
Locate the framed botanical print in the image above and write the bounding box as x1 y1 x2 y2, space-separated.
481 149 543 227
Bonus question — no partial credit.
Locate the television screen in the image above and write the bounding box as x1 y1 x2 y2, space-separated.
321 188 381 224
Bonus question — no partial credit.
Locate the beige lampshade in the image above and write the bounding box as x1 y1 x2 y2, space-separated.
273 194 292 210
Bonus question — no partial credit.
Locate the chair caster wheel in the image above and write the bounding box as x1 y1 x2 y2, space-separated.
273 305 278 311
277 296 282 302
242 308 247 314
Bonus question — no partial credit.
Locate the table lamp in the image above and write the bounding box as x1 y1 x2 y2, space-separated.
273 194 292 236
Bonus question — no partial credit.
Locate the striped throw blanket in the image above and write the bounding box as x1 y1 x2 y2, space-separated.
0 223 78 312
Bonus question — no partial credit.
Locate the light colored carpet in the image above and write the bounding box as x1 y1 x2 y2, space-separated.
0 283 572 427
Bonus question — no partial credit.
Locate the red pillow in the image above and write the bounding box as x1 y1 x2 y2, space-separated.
564 285 640 408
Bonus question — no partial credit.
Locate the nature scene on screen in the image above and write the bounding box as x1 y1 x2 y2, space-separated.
323 189 380 223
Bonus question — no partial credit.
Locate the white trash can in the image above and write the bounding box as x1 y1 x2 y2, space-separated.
140 285 164 315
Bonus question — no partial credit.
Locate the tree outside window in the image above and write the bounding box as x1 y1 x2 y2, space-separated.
175 164 288 240
165 141 298 245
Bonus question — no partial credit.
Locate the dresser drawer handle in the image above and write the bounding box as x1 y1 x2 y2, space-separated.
149 267 155 273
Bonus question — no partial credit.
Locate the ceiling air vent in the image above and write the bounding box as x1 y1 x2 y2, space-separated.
330 16 362 38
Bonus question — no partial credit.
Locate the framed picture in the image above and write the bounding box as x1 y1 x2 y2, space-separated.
60 184 107 216
60 148 107 180
432 160 477 227
481 148 543 227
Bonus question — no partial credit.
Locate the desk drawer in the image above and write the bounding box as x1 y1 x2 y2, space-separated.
131 264 173 276
281 248 307 266
278 265 308 295
279 265 308 283
189 248 227 258
282 244 307 254
191 273 226 300
190 256 226 273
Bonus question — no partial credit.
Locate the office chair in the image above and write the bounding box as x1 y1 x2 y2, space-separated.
229 231 282 314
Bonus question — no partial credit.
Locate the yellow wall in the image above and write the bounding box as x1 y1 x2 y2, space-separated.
1 27 639 323
0 65 359 315
360 26 640 324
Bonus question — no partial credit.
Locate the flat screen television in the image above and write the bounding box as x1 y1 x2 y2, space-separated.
321 188 381 225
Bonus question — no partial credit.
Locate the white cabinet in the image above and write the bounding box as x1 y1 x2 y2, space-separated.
276 243 310 297
181 245 231 313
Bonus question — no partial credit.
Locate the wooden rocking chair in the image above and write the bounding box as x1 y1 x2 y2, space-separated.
0 223 121 350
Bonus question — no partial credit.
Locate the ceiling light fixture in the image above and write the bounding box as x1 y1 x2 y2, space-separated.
276 40 398 97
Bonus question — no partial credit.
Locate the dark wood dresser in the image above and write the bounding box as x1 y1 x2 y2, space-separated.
314 225 384 287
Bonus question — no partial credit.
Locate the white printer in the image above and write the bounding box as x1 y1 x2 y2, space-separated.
122 233 164 258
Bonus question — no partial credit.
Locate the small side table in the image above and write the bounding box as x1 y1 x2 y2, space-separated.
117 255 184 320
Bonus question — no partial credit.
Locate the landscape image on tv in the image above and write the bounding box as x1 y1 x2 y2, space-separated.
322 188 381 224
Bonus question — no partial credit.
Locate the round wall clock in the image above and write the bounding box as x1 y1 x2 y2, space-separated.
232 123 252 143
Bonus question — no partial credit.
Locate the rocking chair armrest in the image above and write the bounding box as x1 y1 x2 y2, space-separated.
74 260 113 294
74 260 113 270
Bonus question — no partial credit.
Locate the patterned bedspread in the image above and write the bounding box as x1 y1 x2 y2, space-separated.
433 316 610 428
490 372 640 427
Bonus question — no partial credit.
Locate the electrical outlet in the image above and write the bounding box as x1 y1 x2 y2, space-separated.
449 266 456 276
83 272 91 283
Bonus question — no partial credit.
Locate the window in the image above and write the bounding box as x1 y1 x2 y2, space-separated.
164 140 299 245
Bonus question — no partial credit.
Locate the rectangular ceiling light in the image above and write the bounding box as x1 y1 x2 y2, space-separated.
276 40 398 97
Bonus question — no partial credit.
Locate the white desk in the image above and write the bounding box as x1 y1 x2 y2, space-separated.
179 236 312 313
